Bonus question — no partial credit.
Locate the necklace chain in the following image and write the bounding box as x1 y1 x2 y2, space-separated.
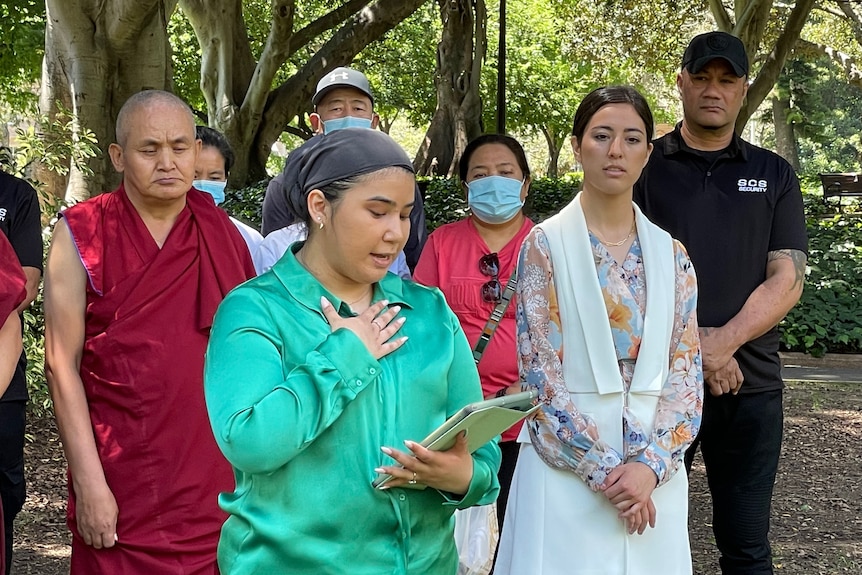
346 286 372 308
296 249 372 308
590 218 636 247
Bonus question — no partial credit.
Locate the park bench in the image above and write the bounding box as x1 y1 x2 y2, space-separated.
820 173 862 211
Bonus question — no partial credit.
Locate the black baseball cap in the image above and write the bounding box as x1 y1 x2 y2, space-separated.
682 32 749 77
312 67 374 106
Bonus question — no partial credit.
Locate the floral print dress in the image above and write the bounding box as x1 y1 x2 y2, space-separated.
516 228 703 490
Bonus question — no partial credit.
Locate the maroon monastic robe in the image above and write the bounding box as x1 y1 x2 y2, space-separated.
62 185 255 574
0 232 25 325
0 233 26 575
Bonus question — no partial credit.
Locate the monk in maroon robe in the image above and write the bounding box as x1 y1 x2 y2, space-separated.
0 233 26 575
45 90 255 575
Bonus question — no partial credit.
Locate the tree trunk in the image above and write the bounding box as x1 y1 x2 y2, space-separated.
540 125 564 178
41 0 177 202
414 0 486 177
708 0 817 132
182 0 425 186
771 95 800 171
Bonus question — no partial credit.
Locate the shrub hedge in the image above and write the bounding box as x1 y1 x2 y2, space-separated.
20 177 861 416
780 196 862 356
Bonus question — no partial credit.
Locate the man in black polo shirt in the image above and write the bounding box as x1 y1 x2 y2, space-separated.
0 168 42 573
634 32 807 575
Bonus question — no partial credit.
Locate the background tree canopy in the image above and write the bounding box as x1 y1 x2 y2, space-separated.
0 1 859 195
2 0 862 363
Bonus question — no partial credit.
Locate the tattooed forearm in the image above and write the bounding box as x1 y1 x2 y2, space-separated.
767 249 807 291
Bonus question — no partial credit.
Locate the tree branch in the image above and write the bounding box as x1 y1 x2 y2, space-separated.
794 38 862 90
286 0 369 59
106 0 178 52
708 0 734 31
738 0 817 130
238 1 297 143
836 0 862 46
733 0 767 36
251 0 427 176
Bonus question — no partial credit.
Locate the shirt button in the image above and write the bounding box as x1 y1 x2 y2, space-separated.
706 171 712 176
401 531 407 539
369 367 377 375
399 494 406 501
355 379 362 386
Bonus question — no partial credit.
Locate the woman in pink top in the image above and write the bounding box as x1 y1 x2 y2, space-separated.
413 134 534 529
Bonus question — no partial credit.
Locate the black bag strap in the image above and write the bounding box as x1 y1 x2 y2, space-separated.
472 266 519 365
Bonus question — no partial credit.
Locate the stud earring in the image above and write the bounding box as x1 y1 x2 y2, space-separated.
318 217 324 230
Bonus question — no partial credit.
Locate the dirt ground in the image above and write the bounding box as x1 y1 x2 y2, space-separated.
10 381 862 575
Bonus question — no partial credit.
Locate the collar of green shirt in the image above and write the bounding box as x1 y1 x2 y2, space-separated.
271 240 413 317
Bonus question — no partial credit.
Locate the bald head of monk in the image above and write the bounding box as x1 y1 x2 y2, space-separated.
109 90 200 210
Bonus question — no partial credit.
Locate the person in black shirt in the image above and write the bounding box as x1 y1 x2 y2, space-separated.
634 32 807 575
0 169 42 573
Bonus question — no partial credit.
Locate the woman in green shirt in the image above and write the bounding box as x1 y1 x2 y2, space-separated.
204 128 501 575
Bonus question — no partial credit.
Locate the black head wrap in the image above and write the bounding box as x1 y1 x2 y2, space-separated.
286 128 415 223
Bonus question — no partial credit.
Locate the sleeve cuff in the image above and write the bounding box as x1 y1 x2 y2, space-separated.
316 328 381 395
575 439 623 491
633 447 668 486
439 447 500 509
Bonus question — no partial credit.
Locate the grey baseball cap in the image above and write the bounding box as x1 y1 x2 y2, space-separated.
312 67 374 106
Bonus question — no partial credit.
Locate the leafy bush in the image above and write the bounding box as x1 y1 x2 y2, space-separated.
0 107 95 418
780 196 862 356
524 173 582 222
418 173 583 231
13 170 861 424
419 177 468 231
21 275 50 419
222 179 267 230
226 174 586 234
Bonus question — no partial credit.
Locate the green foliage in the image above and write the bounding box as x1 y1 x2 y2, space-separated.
420 174 583 232
0 0 44 110
224 173 585 236
0 104 99 212
772 57 862 182
420 178 468 232
222 180 268 230
21 243 50 419
0 106 97 417
168 9 206 118
482 0 592 174
781 195 862 356
525 173 582 222
357 3 439 129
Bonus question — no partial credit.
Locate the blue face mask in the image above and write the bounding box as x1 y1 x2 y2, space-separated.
193 179 227 206
323 116 373 134
467 175 525 224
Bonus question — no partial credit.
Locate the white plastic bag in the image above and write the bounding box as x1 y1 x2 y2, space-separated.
454 503 499 575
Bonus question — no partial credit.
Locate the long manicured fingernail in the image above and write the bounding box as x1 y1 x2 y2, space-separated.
320 296 331 308
374 468 385 474
380 446 393 455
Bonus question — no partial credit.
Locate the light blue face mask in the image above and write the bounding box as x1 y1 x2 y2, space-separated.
323 116 373 134
467 175 525 224
193 179 227 206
